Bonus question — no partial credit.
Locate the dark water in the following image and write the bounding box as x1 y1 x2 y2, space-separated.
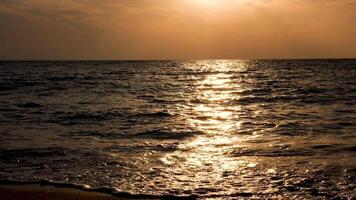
0 60 355 199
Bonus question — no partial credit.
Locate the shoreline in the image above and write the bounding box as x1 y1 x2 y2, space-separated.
0 184 123 200
0 180 196 200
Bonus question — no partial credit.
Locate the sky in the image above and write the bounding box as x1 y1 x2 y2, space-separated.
0 0 356 60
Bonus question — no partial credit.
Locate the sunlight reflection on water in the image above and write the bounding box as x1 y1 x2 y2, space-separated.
161 60 260 194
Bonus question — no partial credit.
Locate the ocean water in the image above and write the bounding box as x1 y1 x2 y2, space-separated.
0 60 355 199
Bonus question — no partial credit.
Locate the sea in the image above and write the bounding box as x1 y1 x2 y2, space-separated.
0 60 355 199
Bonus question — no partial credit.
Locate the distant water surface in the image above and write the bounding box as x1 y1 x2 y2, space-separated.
0 60 355 199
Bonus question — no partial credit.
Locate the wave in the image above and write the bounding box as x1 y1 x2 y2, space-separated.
227 147 314 157
224 95 352 105
130 130 203 140
67 129 202 140
51 111 124 125
0 179 197 199
227 144 356 157
16 102 42 108
48 110 175 126
132 111 173 118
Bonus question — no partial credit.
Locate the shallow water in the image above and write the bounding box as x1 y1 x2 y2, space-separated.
0 60 355 199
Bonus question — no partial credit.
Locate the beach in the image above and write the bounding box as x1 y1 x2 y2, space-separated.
0 184 122 200
0 181 195 200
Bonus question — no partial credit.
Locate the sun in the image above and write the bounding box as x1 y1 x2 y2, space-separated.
191 0 252 8
192 0 220 7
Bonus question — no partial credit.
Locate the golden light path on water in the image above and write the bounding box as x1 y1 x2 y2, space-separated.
161 60 263 194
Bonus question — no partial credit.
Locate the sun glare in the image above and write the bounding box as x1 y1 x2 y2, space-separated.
192 0 219 7
188 0 250 11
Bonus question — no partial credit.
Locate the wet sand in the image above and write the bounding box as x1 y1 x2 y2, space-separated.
0 183 194 200
0 184 125 200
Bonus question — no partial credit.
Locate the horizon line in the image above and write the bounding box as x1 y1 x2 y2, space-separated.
1 57 356 62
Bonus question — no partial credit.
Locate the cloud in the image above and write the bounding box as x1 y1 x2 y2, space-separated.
1 0 118 30
0 0 355 59
0 0 183 30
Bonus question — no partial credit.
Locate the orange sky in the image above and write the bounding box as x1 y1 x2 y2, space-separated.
0 0 356 60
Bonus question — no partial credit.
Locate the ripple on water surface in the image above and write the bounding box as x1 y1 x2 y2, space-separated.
0 60 356 199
